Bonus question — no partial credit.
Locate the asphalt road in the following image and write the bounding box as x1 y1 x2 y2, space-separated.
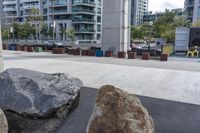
56 87 200 133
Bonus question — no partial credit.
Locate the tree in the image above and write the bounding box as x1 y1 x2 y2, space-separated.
65 27 75 45
131 26 144 42
27 8 43 40
131 10 191 43
2 26 10 41
13 22 21 40
153 10 191 43
131 22 153 43
18 23 35 40
40 23 48 40
48 27 53 38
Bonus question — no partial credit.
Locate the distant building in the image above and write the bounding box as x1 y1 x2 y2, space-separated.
143 8 184 23
143 12 164 23
131 0 149 25
2 0 102 42
184 0 200 23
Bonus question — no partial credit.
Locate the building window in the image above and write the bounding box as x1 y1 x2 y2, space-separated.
199 7 200 15
97 16 101 22
97 24 101 32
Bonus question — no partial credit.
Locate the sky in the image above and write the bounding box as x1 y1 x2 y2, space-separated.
149 0 185 13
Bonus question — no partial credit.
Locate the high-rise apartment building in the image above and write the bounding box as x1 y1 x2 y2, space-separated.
46 0 72 41
131 0 149 25
184 0 200 23
72 0 102 40
2 0 102 42
2 0 20 23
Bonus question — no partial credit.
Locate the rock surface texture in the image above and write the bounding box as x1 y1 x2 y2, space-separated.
87 85 154 133
0 109 8 133
0 68 82 133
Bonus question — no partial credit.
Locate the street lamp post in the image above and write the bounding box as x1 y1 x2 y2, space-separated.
148 22 153 50
12 17 15 43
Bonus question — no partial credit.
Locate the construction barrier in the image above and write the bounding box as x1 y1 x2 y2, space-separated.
162 44 175 55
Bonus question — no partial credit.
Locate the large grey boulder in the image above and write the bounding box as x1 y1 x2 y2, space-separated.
0 109 8 133
87 85 154 133
0 68 82 132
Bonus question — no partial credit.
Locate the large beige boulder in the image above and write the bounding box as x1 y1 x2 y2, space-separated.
87 85 154 133
0 109 8 133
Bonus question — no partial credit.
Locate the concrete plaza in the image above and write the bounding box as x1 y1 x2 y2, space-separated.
3 50 200 105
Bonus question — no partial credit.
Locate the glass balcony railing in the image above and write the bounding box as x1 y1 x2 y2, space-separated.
49 2 67 6
49 10 68 14
73 18 95 22
73 1 95 6
185 1 194 7
75 29 95 32
73 9 95 14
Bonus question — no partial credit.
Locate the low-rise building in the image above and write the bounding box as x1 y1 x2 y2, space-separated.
143 8 184 23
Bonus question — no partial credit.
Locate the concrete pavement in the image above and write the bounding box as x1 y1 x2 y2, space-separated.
3 51 200 105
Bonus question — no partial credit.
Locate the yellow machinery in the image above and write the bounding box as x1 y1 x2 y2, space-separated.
162 44 175 55
187 46 199 57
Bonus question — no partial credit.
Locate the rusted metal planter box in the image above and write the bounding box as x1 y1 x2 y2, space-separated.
82 50 89 56
3 44 8 50
118 51 126 58
142 52 150 60
88 50 95 56
105 51 113 57
160 54 168 61
52 48 65 54
16 45 22 51
22 46 28 51
128 52 136 59
27 46 35 52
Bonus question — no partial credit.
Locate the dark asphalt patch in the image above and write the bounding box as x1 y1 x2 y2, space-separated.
56 87 200 133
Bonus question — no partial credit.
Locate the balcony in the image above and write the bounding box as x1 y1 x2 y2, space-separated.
23 5 39 10
75 29 95 34
48 10 69 15
73 1 95 7
185 1 194 8
3 7 16 12
48 2 68 7
73 9 95 15
73 18 95 24
3 0 16 5
4 14 18 18
21 0 39 3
